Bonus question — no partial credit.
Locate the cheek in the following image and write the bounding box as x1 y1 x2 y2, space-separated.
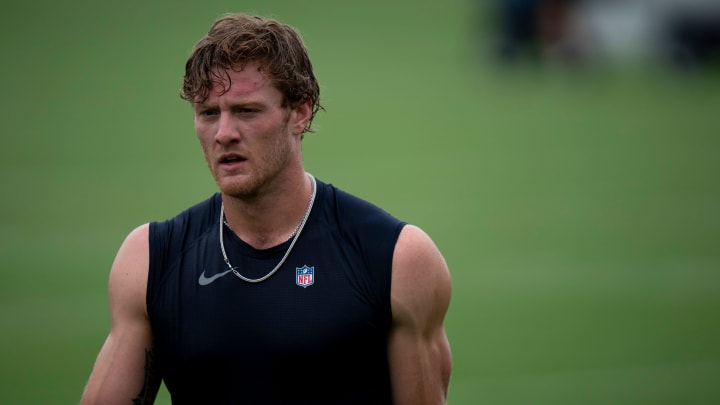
194 122 214 146
195 134 215 164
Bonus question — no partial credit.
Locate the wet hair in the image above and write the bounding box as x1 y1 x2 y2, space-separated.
181 14 322 134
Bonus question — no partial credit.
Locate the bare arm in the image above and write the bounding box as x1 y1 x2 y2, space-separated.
388 225 452 405
81 224 161 405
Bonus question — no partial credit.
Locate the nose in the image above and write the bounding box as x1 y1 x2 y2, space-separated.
215 112 240 145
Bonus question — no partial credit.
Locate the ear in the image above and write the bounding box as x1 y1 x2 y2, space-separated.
289 98 313 136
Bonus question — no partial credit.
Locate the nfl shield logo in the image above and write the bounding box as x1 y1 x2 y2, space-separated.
296 265 314 288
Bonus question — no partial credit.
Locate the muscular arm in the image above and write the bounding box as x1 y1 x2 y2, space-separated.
81 224 161 405
388 225 452 405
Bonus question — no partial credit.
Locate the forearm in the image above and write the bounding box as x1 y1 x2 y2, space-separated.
82 329 159 405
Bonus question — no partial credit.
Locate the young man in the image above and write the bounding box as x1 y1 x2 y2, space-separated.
81 13 451 404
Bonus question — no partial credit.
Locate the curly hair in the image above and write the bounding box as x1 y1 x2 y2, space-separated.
181 14 322 134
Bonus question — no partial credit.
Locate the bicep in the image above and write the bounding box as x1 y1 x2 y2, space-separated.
388 225 452 405
82 224 160 405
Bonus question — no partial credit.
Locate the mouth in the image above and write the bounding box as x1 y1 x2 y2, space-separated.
218 153 247 169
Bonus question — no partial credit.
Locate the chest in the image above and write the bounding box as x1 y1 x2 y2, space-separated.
149 229 391 370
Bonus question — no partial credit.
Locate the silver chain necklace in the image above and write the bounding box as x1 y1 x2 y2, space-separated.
219 174 316 283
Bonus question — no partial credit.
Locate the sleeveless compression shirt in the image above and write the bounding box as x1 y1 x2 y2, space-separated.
147 177 405 404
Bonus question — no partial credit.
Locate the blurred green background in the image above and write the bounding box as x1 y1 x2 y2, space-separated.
1 0 719 403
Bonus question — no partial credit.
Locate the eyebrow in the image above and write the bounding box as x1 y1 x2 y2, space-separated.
195 98 270 109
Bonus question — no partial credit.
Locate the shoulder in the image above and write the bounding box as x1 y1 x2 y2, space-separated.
317 179 404 232
151 193 220 236
112 194 219 310
391 225 451 325
109 224 151 317
393 225 449 279
149 193 220 262
146 194 220 295
316 180 406 272
113 224 150 272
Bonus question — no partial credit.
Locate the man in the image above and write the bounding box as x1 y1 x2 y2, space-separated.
82 13 451 404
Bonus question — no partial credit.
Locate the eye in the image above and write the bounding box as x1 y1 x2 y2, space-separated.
199 108 219 117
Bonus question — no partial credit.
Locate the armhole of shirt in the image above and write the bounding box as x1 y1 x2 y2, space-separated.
146 220 166 321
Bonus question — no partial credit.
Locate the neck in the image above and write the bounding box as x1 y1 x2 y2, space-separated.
221 171 314 249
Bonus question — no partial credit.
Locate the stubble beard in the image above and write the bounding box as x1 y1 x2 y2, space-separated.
210 130 295 201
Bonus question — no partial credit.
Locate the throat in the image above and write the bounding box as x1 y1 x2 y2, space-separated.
223 219 298 250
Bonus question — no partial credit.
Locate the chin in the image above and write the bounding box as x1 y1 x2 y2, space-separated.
216 177 259 198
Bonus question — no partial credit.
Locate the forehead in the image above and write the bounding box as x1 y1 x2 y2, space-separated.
203 63 281 103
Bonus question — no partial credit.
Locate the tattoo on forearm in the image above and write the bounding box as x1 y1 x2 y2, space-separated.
132 348 161 405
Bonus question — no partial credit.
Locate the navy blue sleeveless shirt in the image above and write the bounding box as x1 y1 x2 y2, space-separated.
147 178 405 404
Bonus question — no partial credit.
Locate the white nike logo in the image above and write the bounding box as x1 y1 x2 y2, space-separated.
198 269 234 286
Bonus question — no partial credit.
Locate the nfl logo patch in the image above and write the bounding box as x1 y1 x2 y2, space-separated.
296 265 314 288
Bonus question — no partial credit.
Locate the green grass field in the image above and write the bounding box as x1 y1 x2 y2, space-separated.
2 0 719 403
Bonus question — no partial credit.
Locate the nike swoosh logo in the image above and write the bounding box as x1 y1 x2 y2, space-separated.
198 269 234 286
